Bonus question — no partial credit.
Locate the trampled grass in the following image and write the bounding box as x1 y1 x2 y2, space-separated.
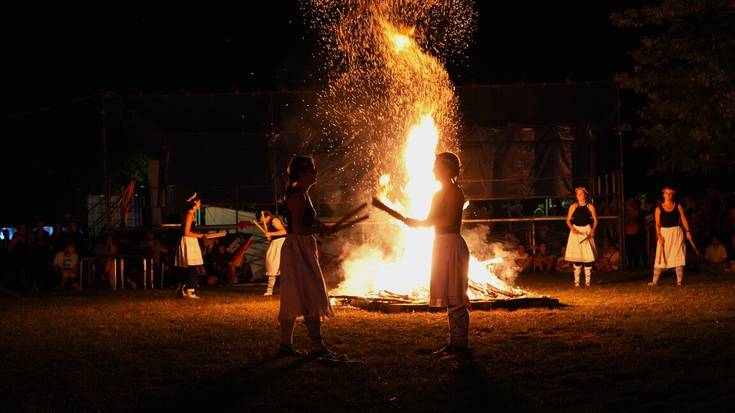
1 271 734 412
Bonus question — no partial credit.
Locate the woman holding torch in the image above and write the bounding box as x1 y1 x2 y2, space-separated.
277 156 344 361
373 152 471 360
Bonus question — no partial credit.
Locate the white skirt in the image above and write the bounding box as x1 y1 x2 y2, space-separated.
278 234 334 321
564 225 597 263
430 234 470 307
654 226 686 269
175 236 203 267
265 237 286 276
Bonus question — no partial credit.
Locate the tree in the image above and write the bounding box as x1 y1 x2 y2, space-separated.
612 0 735 174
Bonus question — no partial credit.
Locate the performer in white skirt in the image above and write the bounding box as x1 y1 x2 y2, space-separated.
174 193 206 299
260 210 287 296
649 187 693 286
277 156 343 360
401 152 471 360
564 187 598 287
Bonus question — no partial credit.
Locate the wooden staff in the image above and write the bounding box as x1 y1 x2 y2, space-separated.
659 238 667 267
204 232 227 239
331 203 368 227
578 234 592 244
687 238 701 255
327 214 370 235
371 197 406 222
251 220 268 236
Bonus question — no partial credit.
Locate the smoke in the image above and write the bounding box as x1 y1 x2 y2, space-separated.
461 224 520 286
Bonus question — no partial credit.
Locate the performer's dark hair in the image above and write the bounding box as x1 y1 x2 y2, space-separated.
436 152 461 182
184 196 200 212
286 155 315 188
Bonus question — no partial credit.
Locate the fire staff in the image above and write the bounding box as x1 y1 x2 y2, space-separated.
564 187 598 287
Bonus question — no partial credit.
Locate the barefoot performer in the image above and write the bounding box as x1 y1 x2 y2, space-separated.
649 186 694 286
277 155 346 361
564 187 598 287
372 152 471 360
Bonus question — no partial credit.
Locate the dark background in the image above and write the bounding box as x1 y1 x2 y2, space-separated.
2 1 656 224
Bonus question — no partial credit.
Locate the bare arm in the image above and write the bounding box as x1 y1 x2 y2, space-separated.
183 212 204 239
265 218 288 239
405 188 463 228
655 207 663 243
588 204 599 236
678 204 694 242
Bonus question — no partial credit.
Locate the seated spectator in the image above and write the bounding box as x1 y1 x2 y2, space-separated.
514 244 532 273
556 246 572 272
53 243 79 290
704 237 728 272
206 244 232 285
533 242 555 272
597 244 621 272
139 231 167 261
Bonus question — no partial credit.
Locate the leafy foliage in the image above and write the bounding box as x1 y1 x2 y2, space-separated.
612 0 735 173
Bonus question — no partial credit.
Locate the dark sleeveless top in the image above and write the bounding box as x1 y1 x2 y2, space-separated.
435 188 464 235
283 186 316 234
658 203 681 228
571 203 593 226
267 218 286 240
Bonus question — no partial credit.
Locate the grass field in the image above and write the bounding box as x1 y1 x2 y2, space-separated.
2 270 735 412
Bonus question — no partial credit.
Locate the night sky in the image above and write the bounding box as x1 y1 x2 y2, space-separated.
2 1 650 224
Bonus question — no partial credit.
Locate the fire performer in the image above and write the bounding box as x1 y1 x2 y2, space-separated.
174 193 206 299
258 210 287 296
277 156 344 361
564 187 598 287
374 152 471 360
649 186 693 286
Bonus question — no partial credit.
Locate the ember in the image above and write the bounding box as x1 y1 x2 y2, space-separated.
305 0 532 304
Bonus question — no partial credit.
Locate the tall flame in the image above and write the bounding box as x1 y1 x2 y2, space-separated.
305 1 524 301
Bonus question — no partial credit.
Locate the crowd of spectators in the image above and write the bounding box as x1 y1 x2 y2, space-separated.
0 221 259 292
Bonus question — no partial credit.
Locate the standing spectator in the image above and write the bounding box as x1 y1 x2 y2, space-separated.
704 237 728 272
54 243 80 290
30 229 54 290
64 222 88 257
726 234 735 272
8 225 31 289
624 199 644 269
643 200 656 265
0 229 10 286
533 242 555 272
49 224 65 253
